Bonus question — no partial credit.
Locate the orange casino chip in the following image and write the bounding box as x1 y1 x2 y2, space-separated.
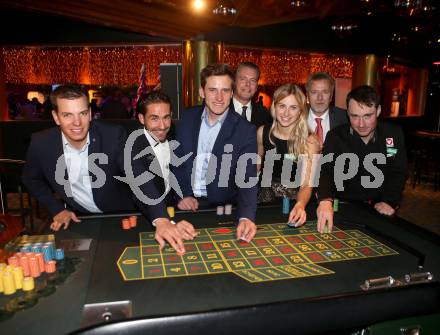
122 219 131 230
29 256 41 278
35 253 45 272
45 260 57 273
129 216 137 228
19 256 30 277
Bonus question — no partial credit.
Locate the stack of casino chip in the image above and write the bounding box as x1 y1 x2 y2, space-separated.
0 263 35 295
18 254 30 276
0 241 64 296
55 249 65 261
121 216 137 230
43 242 56 261
167 207 175 218
122 218 130 230
45 260 57 273
42 245 52 262
20 243 32 253
2 270 16 295
36 253 45 271
28 255 41 278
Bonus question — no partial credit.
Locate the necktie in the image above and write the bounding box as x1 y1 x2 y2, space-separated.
241 105 248 120
315 118 323 146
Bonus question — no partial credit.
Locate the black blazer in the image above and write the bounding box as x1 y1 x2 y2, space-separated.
22 120 136 217
230 100 272 129
250 102 272 129
318 122 407 207
329 106 348 130
129 126 174 222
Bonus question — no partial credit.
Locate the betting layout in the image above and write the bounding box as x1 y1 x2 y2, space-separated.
117 223 398 283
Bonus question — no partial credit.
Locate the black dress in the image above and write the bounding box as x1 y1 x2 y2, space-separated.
259 125 298 202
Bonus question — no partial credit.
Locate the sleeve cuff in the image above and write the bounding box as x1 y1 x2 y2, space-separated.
152 218 175 227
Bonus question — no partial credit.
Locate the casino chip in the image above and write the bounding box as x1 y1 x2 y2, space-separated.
216 206 224 215
287 221 300 228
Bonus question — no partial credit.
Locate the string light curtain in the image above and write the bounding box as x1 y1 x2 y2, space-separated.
2 46 181 85
2 45 353 86
224 47 353 85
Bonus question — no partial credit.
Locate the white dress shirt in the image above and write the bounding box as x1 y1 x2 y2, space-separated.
193 108 228 197
62 133 101 213
144 129 171 193
308 109 331 141
232 97 251 121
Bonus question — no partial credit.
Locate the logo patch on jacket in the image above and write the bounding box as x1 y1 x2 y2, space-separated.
386 138 394 147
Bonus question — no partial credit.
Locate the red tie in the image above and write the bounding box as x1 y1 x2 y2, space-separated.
315 118 323 146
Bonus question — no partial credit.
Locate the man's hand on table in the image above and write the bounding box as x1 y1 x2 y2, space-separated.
374 202 395 216
50 209 81 231
176 220 198 241
177 196 199 211
154 218 187 255
236 219 257 242
316 200 333 233
288 202 307 227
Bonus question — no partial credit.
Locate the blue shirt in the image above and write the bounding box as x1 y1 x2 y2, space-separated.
193 108 228 197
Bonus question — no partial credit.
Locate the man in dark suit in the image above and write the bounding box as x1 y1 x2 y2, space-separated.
22 85 136 231
175 63 258 242
231 62 272 128
306 72 347 146
316 85 407 233
132 91 196 254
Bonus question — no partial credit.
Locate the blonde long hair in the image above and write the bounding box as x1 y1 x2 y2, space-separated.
269 83 309 157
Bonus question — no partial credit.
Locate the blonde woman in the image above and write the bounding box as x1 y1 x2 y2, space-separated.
257 83 320 226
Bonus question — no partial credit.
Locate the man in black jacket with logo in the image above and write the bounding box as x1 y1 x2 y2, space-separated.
316 85 407 233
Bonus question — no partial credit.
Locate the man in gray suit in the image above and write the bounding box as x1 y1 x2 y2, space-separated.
306 72 347 146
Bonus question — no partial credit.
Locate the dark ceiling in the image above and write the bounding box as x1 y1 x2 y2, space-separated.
0 0 439 64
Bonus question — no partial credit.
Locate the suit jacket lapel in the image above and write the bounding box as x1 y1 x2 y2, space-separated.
54 128 64 164
138 128 166 192
250 102 257 124
211 106 238 157
192 105 204 153
86 122 102 204
88 121 100 155
329 106 335 129
52 127 67 191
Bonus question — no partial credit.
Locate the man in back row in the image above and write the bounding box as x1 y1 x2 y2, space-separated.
306 72 347 146
316 85 407 233
232 62 272 128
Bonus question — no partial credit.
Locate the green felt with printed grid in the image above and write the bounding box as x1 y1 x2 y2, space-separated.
117 223 398 283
